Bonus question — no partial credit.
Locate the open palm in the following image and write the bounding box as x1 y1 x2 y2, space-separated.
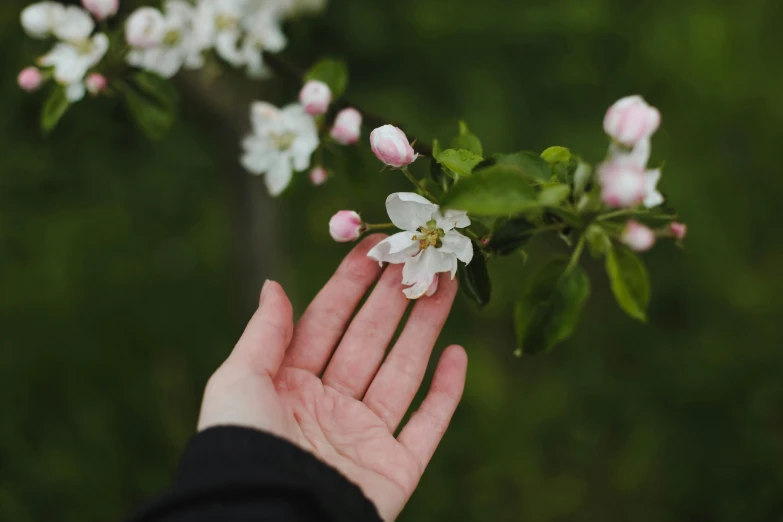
198 235 468 521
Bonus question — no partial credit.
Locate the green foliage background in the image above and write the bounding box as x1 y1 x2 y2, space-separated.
2 0 783 520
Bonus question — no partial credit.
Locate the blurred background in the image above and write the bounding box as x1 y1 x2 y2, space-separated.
2 0 783 520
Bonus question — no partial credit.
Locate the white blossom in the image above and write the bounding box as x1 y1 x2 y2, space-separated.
367 193 473 299
600 138 663 209
29 4 108 103
126 1 206 78
240 102 319 196
194 0 287 77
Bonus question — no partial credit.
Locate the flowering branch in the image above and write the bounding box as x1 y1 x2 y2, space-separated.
16 0 689 357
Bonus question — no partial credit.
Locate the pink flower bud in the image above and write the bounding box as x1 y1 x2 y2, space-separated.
82 0 119 20
370 125 418 168
330 108 362 145
299 80 332 116
621 220 656 252
329 211 363 242
125 7 166 48
17 67 43 92
309 166 328 186
85 73 107 95
425 274 439 297
604 95 661 146
670 222 687 240
598 159 646 208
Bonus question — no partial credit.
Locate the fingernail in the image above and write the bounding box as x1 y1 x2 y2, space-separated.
260 279 271 305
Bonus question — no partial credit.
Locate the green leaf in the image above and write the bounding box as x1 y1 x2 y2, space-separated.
487 217 536 255
494 151 551 182
540 146 581 183
514 260 590 356
116 72 178 141
305 58 349 99
432 138 442 159
585 224 611 258
441 164 539 215
436 148 483 177
541 146 571 165
457 242 491 308
450 121 483 156
605 245 650 322
539 184 571 206
41 87 70 133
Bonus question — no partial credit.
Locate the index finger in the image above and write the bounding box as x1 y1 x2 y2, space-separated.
281 234 386 375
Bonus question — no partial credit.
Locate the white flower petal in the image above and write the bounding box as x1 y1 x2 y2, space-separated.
65 82 85 102
366 232 419 265
401 248 454 299
644 169 664 208
53 6 94 42
440 230 473 267
240 135 277 174
88 33 110 66
21 2 65 38
215 29 243 65
435 209 470 231
265 155 293 196
385 192 438 231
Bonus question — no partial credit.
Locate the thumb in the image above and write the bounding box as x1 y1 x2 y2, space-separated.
228 280 294 379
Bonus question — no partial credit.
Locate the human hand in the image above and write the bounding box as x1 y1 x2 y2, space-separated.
197 234 468 521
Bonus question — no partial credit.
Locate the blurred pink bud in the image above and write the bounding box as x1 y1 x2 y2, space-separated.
604 95 661 146
17 67 43 92
82 0 119 20
85 73 107 95
621 221 656 252
425 274 439 297
598 160 646 208
329 210 363 242
299 80 332 115
330 108 362 145
370 125 418 168
125 7 165 48
309 166 328 186
670 222 687 240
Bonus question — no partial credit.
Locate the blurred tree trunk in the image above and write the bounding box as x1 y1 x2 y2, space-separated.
177 72 280 308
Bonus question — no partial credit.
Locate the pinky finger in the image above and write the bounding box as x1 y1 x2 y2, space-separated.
397 345 468 473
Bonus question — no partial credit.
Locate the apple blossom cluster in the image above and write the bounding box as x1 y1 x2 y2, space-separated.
17 0 690 354
598 95 686 253
320 94 687 355
122 0 297 79
18 0 327 112
19 0 113 101
240 77 363 193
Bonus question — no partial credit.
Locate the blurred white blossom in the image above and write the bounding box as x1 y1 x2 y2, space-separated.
241 102 319 196
126 1 207 78
21 2 109 102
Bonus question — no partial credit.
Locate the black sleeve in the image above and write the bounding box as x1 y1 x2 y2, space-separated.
127 426 383 522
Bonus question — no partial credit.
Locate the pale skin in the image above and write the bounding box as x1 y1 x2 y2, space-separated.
197 234 468 521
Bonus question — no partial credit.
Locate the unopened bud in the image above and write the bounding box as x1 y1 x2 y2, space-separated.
604 95 661 146
85 73 107 95
621 220 656 252
330 108 362 145
299 80 332 116
370 125 417 168
17 67 43 91
329 210 363 242
309 166 328 186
